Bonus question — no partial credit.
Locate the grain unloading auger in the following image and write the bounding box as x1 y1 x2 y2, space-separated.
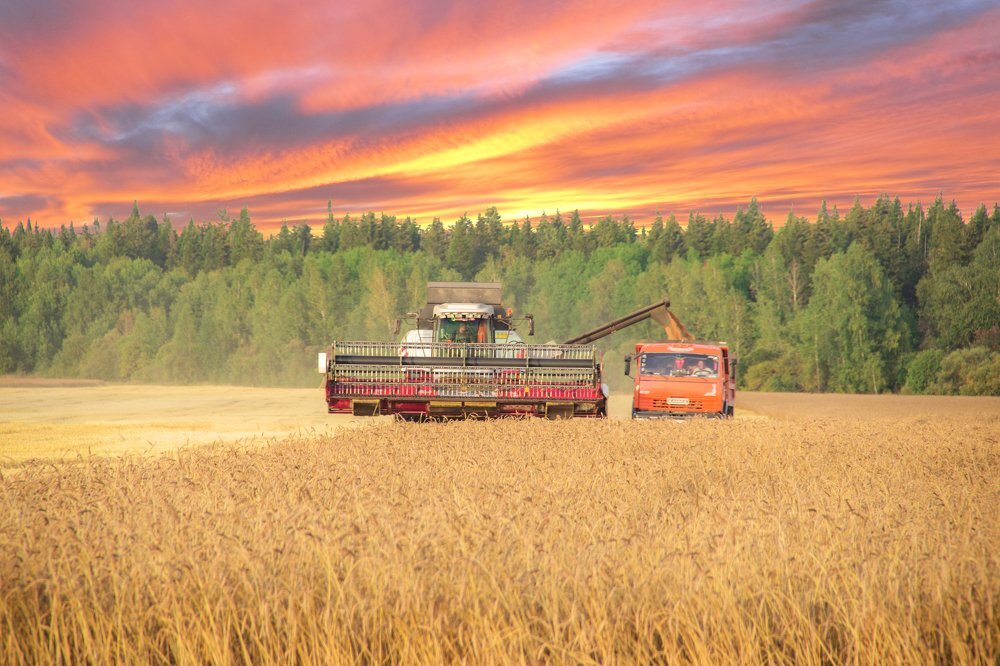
320 282 686 420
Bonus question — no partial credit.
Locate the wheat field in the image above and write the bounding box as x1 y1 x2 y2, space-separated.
1 401 998 664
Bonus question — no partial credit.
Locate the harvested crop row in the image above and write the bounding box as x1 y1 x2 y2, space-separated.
1 417 997 664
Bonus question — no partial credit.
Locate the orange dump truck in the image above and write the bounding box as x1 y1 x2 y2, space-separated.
625 342 736 418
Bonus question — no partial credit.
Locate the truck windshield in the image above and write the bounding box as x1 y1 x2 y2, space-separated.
640 353 719 378
437 318 491 343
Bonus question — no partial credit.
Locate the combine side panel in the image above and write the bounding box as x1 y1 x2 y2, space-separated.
324 342 605 419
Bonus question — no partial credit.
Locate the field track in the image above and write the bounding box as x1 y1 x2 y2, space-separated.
2 378 998 465
0 379 361 464
1 380 998 663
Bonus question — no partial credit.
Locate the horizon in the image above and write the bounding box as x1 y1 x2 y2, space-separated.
4 193 994 237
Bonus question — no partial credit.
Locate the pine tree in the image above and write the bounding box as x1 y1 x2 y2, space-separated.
652 214 685 263
966 204 989 252
513 217 536 259
321 201 341 252
227 207 264 264
393 217 420 252
709 213 733 255
926 196 966 268
592 215 620 248
685 213 712 258
647 214 664 247
270 224 296 255
294 224 312 256
375 213 396 251
422 218 448 259
445 216 477 278
567 210 591 254
338 214 363 249
732 197 772 255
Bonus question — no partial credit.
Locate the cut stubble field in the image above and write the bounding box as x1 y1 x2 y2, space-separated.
0 381 998 663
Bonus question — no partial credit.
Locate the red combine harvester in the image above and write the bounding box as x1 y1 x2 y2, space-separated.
320 282 685 420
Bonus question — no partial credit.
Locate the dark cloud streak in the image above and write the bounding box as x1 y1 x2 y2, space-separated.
547 0 994 90
0 194 61 219
0 0 84 36
58 87 489 165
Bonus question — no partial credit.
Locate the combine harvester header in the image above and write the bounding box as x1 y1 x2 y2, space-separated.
324 341 602 420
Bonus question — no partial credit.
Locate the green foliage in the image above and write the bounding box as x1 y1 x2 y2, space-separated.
742 348 806 392
903 349 946 394
445 216 477 279
731 198 773 255
647 213 686 264
931 347 1000 396
918 226 1000 350
684 213 712 258
795 244 910 393
652 254 753 357
1 197 996 393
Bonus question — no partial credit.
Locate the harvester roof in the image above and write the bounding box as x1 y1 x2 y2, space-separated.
433 303 495 318
427 282 502 306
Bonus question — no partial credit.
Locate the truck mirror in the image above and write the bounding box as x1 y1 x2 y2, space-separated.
526 314 535 336
624 355 631 376
393 318 401 335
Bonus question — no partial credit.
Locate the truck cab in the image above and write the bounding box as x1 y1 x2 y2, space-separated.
626 342 735 418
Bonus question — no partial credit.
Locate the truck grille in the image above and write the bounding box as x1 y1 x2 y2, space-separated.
652 398 704 411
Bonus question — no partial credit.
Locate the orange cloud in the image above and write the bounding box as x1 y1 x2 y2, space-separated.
0 0 997 231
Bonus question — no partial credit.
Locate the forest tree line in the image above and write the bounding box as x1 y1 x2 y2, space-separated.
1 196 998 394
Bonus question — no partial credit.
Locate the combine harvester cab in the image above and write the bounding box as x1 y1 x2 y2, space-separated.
320 282 607 420
625 342 736 419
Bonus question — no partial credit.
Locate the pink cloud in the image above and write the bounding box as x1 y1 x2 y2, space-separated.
0 0 997 230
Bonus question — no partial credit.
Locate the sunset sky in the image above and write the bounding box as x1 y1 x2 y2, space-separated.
1 0 998 232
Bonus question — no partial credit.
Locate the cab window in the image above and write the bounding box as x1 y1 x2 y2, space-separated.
436 318 492 343
639 353 719 378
